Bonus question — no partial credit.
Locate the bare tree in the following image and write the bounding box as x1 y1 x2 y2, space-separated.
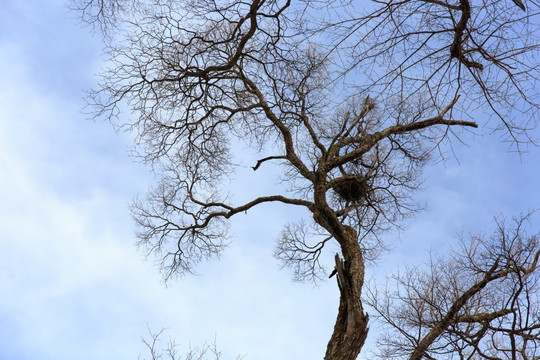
366 212 540 360
71 0 540 359
139 328 246 360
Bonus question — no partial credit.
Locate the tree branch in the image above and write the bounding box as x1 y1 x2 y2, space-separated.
252 155 287 171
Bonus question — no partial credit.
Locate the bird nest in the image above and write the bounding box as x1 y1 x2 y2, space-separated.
331 176 370 203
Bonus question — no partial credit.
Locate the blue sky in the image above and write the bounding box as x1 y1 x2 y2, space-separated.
0 1 539 359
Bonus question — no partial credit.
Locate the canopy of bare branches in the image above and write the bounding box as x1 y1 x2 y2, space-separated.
366 213 540 359
71 0 540 358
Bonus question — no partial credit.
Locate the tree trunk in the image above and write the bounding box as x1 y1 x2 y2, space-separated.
324 238 369 360
312 180 369 360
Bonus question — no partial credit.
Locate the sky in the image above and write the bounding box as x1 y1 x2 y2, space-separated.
0 1 539 360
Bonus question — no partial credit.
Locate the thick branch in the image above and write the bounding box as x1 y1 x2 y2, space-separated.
449 0 484 70
409 259 509 360
195 195 315 228
238 71 315 181
252 155 287 170
184 0 263 78
456 309 514 323
327 97 477 169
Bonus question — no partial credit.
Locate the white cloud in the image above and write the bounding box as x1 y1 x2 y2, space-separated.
0 11 336 359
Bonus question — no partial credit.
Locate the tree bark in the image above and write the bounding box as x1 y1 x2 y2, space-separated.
312 175 369 360
324 234 369 360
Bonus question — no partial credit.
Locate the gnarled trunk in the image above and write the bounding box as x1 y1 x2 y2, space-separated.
312 181 369 360
324 239 369 360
